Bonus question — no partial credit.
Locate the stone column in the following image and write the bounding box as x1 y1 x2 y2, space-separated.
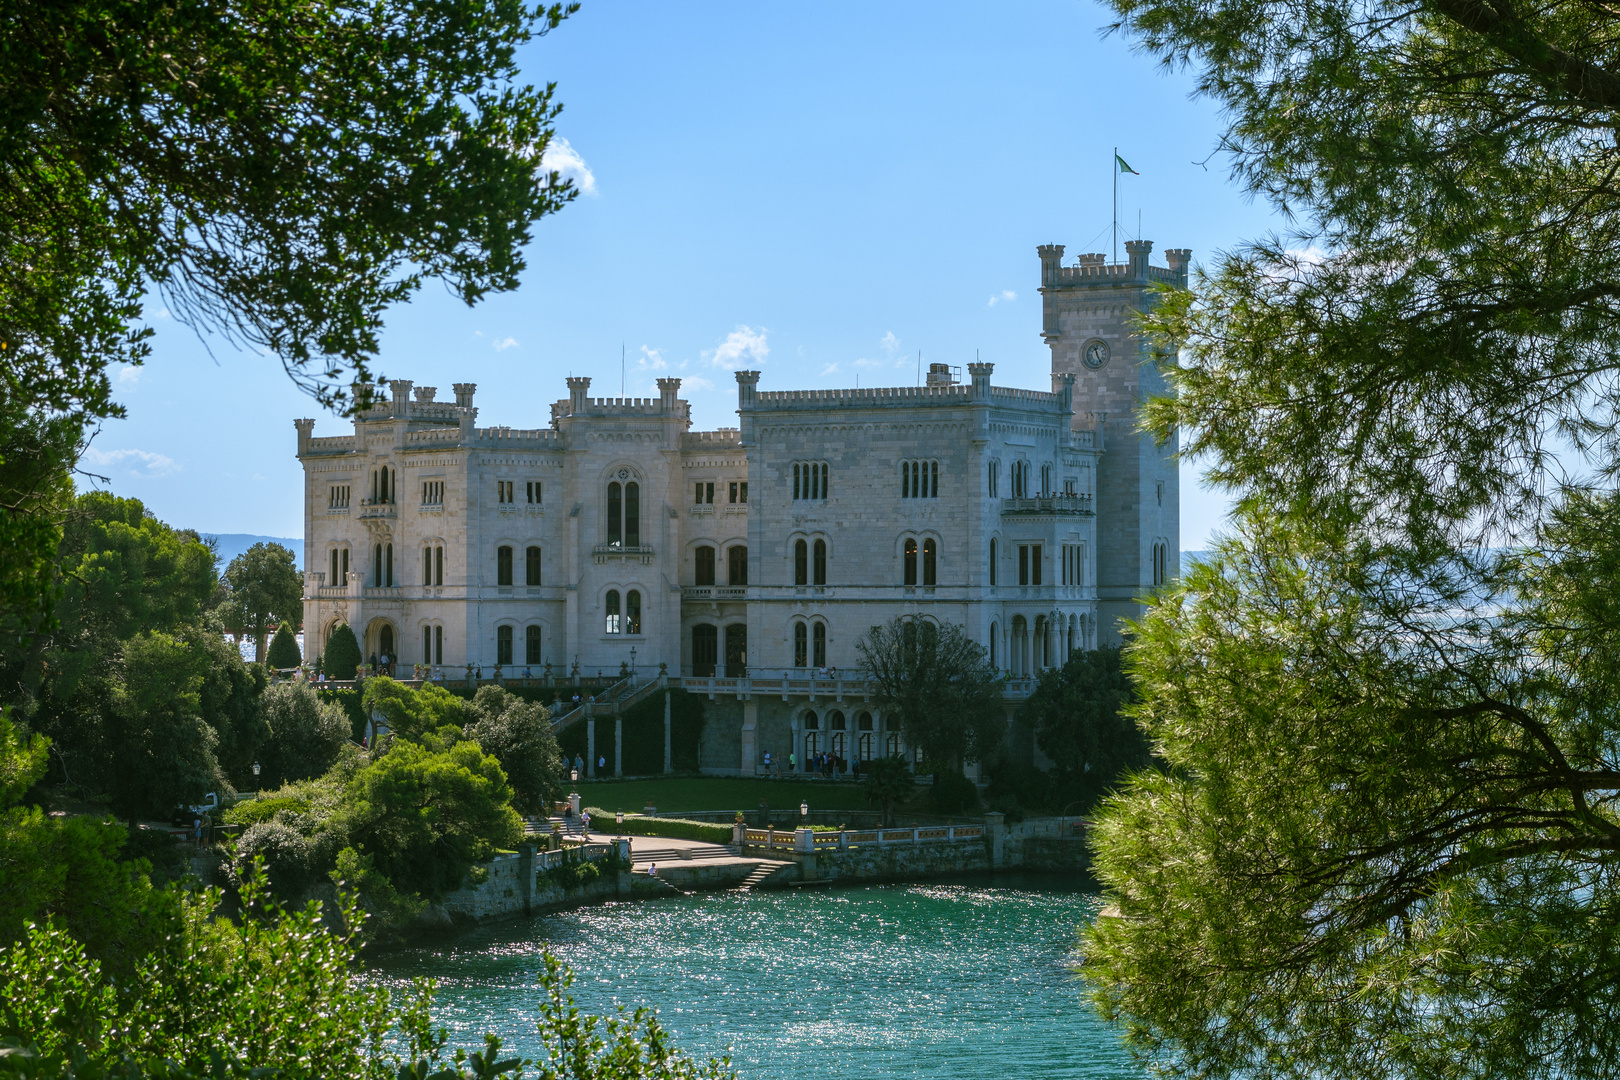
663 691 673 773
614 714 622 776
733 820 746 847
984 810 1006 870
587 719 596 778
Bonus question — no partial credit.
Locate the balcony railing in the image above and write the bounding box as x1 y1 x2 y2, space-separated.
1001 494 1093 515
682 586 747 601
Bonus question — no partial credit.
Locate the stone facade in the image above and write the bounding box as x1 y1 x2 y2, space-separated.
296 243 1183 772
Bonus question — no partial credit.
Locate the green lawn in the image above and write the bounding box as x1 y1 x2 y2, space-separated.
569 776 876 814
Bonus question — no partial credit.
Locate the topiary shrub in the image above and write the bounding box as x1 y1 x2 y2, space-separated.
323 623 361 680
266 621 302 669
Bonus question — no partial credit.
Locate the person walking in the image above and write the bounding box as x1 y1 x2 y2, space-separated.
581 810 591 837
192 816 204 848
789 751 796 774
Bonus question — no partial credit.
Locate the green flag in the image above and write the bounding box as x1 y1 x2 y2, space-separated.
1116 153 1139 175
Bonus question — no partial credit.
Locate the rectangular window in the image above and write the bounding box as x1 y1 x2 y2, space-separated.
525 625 542 664
1064 478 1077 496
812 622 827 668
1018 545 1030 586
526 480 542 504
792 462 827 501
328 485 351 508
692 624 718 677
626 590 641 634
729 481 747 504
695 545 716 586
605 590 621 635
794 623 808 668
496 625 513 666
1032 544 1042 586
900 460 939 497
496 546 513 587
421 481 444 505
728 545 748 586
434 546 443 586
525 546 542 586
696 482 716 505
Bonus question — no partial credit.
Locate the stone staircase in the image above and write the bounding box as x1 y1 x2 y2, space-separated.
739 861 793 890
630 842 738 866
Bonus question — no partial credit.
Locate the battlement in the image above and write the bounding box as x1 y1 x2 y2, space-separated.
550 390 691 423
304 435 356 454
1037 239 1190 289
682 429 743 449
750 384 973 409
989 386 1065 408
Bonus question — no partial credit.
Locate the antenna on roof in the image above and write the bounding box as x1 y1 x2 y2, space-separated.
917 349 921 386
621 343 625 397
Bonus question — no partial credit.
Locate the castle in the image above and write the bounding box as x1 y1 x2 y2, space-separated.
296 240 1183 774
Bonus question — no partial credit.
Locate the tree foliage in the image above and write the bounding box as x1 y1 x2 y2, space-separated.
256 680 350 788
1084 1 1620 1075
265 621 302 671
1021 646 1150 812
2 0 580 423
463 685 566 815
862 755 915 827
856 617 1004 770
362 676 466 743
323 623 361 680
221 544 301 663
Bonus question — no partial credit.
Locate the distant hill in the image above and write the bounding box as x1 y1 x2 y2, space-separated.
205 533 302 570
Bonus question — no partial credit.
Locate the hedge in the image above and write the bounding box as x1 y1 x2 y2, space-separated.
582 808 733 845
223 796 309 827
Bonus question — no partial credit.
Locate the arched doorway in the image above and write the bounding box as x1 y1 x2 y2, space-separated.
376 623 395 673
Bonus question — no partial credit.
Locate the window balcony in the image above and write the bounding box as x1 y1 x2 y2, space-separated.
1000 494 1093 516
591 543 655 565
682 586 748 601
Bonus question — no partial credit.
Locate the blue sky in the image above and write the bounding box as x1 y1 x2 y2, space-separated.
85 1 1282 550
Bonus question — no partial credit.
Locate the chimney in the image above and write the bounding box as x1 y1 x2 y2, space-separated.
1125 239 1154 280
1037 244 1066 286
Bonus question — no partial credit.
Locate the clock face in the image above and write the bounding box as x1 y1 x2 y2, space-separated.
1083 340 1109 370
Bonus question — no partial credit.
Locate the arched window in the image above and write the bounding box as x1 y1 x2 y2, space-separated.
804 710 820 729
794 622 808 667
903 538 918 586
496 545 513 586
813 622 827 667
886 733 901 758
526 546 542 586
989 537 997 586
434 625 443 664
724 623 747 677
331 548 340 586
728 545 748 586
794 540 808 586
340 547 348 582
607 482 622 544
990 622 998 668
625 481 640 546
373 544 382 587
626 590 642 634
434 546 442 586
857 711 873 731
692 624 718 677
605 590 621 634
922 538 937 586
988 460 999 497
695 545 716 586
831 709 845 730
1040 463 1051 495
813 539 827 585
526 625 543 664
379 624 394 661
386 544 394 586
422 625 432 665
496 625 513 665
423 546 432 585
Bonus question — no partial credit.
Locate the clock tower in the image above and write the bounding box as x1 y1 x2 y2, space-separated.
1039 239 1189 644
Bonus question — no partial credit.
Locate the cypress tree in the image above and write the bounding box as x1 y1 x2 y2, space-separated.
266 621 302 669
323 623 361 680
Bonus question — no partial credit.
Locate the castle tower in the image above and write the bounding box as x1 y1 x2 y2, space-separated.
1039 239 1188 644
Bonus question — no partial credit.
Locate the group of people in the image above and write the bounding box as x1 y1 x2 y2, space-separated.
760 749 858 779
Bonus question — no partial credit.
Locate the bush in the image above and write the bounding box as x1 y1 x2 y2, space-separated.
928 768 981 814
266 621 301 669
322 623 361 680
584 809 732 844
222 795 309 827
258 680 350 786
121 825 189 885
464 685 566 814
233 820 313 897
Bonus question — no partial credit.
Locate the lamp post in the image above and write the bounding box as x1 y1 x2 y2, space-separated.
800 801 809 821
571 768 579 784
251 761 260 779
616 809 623 836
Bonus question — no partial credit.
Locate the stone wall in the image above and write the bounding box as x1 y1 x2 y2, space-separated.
438 841 633 925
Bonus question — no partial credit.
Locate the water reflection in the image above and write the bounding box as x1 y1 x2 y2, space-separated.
370 874 1140 1079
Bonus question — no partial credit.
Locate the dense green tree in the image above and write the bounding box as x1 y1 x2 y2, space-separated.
862 755 915 827
0 406 79 662
0 712 178 979
361 676 467 744
857 616 1004 771
464 685 566 815
323 623 362 681
2 0 580 426
264 621 301 670
1021 646 1149 812
256 680 350 788
334 738 523 900
221 543 301 663
1082 1 1620 1075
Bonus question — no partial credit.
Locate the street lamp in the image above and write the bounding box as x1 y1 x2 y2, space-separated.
616 809 623 836
251 761 260 778
571 768 579 784
800 801 809 821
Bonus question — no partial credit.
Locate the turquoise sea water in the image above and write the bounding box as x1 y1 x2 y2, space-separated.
370 874 1140 1079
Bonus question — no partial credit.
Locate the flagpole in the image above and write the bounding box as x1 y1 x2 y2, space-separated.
1112 146 1118 264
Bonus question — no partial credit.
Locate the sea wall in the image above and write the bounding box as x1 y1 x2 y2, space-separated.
438 840 633 924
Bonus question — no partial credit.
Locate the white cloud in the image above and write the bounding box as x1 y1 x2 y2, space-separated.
1284 245 1328 265
853 357 882 369
540 137 597 196
881 331 900 354
637 346 668 371
707 325 769 369
82 447 179 477
682 376 716 392
115 364 141 384
988 290 1017 307
820 363 840 376
493 336 519 352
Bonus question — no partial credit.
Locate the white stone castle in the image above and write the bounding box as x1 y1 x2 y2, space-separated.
297 240 1183 774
